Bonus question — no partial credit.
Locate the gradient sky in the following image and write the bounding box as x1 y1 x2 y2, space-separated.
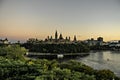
0 0 120 42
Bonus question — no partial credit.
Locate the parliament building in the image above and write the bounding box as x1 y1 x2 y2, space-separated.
45 30 77 43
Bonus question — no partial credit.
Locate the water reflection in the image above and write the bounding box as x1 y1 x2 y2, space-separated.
78 51 120 77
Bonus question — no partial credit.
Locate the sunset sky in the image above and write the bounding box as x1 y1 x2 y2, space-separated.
0 0 120 42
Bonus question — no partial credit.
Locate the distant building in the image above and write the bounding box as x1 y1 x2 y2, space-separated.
97 37 103 42
0 38 9 44
119 40 120 43
45 30 77 43
108 41 120 47
84 37 104 46
109 43 120 47
27 30 79 44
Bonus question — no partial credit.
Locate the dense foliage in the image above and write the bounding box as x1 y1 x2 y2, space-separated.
22 43 90 53
0 45 27 60
0 57 119 80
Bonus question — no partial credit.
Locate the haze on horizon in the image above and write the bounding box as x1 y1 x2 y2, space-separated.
0 0 120 42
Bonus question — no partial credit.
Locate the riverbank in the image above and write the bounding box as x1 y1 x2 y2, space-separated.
26 52 89 59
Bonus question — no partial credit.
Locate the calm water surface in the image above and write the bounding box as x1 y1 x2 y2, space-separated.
77 51 120 77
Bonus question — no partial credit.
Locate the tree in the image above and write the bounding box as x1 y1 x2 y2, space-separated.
0 45 27 60
96 69 115 80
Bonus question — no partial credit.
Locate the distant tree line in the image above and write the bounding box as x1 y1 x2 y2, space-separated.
22 42 90 53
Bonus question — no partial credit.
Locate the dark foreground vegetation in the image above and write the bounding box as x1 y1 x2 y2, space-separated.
0 45 120 80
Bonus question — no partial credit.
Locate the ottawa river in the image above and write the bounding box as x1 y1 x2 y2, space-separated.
76 51 120 77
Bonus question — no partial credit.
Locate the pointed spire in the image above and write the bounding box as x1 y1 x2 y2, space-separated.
55 30 58 40
65 37 68 40
69 36 70 41
50 36 52 41
74 35 77 41
50 36 53 40
47 36 49 40
59 33 63 40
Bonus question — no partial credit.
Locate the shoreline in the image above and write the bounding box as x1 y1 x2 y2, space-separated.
25 52 89 59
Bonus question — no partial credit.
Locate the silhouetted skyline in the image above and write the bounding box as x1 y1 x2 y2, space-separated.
0 0 120 42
